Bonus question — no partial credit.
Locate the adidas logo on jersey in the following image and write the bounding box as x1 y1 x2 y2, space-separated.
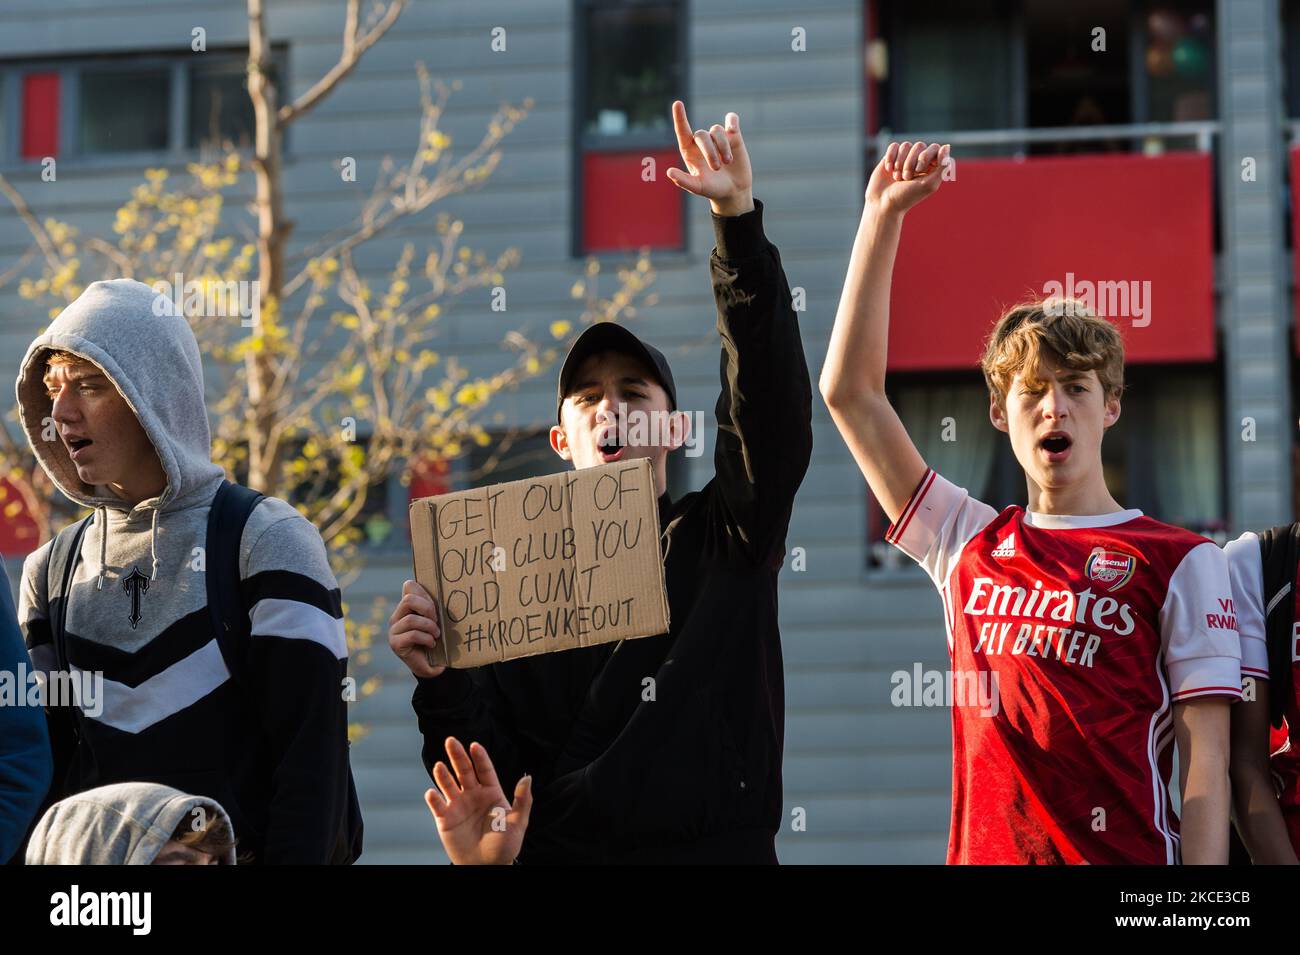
991 533 1016 559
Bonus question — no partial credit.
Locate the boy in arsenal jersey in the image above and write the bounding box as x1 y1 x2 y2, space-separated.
819 140 1239 864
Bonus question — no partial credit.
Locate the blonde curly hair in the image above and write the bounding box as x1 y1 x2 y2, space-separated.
980 298 1125 411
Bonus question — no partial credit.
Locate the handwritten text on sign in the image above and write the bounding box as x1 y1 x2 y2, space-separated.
409 458 670 667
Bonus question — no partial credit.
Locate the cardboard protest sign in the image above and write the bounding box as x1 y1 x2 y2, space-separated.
409 458 670 668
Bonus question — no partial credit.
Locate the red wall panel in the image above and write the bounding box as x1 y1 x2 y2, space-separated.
889 152 1215 370
582 148 683 253
21 72 60 160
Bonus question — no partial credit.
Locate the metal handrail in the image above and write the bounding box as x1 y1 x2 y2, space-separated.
873 120 1220 155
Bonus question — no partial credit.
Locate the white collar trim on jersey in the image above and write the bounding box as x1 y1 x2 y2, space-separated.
1023 508 1144 529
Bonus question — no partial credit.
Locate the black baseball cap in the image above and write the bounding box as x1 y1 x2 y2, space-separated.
556 322 677 423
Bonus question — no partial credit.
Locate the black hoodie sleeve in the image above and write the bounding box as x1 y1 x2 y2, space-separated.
411 641 610 785
243 512 351 864
252 636 349 864
489 202 816 862
706 199 814 567
411 668 527 790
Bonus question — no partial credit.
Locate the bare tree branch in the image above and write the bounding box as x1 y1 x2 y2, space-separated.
342 0 360 59
278 0 405 126
85 238 135 279
281 71 529 299
0 247 36 290
0 174 65 274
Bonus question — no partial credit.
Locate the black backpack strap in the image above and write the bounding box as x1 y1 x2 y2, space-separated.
46 515 94 675
204 479 364 864
1258 523 1299 729
205 480 266 688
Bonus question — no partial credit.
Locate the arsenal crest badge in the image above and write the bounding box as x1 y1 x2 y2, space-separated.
1085 548 1136 592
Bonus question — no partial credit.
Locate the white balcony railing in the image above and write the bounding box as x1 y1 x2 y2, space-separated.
872 120 1220 158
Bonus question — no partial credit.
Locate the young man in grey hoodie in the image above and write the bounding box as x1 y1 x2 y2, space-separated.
14 278 354 864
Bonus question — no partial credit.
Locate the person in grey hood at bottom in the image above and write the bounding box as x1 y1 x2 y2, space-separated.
27 781 237 864
14 278 356 864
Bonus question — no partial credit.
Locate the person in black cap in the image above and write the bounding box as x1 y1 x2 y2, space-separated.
389 100 812 863
547 320 681 481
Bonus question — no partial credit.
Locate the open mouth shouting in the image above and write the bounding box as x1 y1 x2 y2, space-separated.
63 432 95 462
597 428 625 463
1038 430 1072 464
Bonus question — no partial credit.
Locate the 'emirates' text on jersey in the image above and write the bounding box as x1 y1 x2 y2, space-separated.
887 469 1242 865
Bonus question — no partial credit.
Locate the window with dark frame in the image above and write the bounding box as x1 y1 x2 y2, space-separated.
874 0 1216 159
574 0 686 255
1287 0 1300 118
189 57 266 150
4 48 285 163
875 0 1019 158
79 67 172 155
1137 1 1216 125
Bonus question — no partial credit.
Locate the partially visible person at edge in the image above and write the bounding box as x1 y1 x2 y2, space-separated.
0 555 52 863
1224 476 1300 863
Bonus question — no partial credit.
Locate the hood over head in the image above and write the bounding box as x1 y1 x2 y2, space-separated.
15 279 226 583
25 781 237 865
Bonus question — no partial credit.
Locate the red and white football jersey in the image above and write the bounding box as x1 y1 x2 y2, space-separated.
888 469 1242 865
1224 532 1300 855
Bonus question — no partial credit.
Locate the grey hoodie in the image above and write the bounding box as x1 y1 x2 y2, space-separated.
26 781 237 864
17 278 226 585
15 278 354 864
